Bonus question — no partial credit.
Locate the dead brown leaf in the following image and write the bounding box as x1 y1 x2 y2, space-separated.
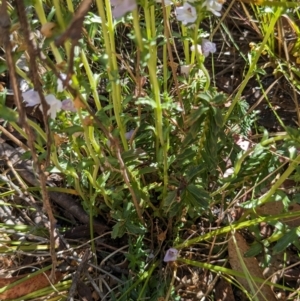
256 201 300 228
0 271 63 300
40 22 56 38
74 96 86 109
214 277 235 301
228 232 277 301
157 230 167 242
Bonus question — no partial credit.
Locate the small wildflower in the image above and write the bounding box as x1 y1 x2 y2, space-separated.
202 0 223 16
125 129 135 140
190 40 216 57
110 0 137 18
201 39 217 57
39 94 62 119
61 99 77 112
190 44 201 53
223 167 234 178
180 64 193 76
164 248 179 262
175 3 197 25
22 89 41 107
57 73 71 92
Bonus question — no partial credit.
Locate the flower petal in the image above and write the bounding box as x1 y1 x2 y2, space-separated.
164 248 179 262
39 94 62 119
111 0 137 18
22 89 41 107
61 99 77 112
175 3 197 25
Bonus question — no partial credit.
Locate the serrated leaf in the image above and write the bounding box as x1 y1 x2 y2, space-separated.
186 184 209 208
163 190 181 217
112 221 125 238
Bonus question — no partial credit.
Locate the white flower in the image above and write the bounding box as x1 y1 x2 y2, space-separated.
57 74 66 92
61 99 77 112
175 3 197 25
201 39 216 57
22 89 41 107
202 0 223 16
156 0 172 6
39 94 62 119
190 40 216 57
110 0 137 18
180 64 193 75
190 44 202 54
223 167 234 178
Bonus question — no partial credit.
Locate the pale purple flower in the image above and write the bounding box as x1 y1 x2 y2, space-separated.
110 0 137 18
190 41 216 57
61 99 77 112
22 89 41 107
175 3 197 25
39 94 62 119
164 248 179 262
201 39 217 57
202 0 223 17
125 129 135 140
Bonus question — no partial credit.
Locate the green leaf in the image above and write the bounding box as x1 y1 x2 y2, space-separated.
137 166 157 175
163 190 181 217
135 97 157 108
61 125 83 135
0 104 18 122
96 109 112 127
186 106 209 126
112 221 125 238
244 242 263 257
272 227 299 254
186 184 209 208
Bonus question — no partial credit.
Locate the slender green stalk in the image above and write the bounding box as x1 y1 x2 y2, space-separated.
53 0 65 29
255 153 300 206
34 0 63 63
66 0 74 12
132 9 144 51
163 6 171 92
137 260 159 300
224 7 283 124
143 3 164 153
181 24 189 64
175 210 300 249
95 0 128 150
81 51 101 110
178 258 294 292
